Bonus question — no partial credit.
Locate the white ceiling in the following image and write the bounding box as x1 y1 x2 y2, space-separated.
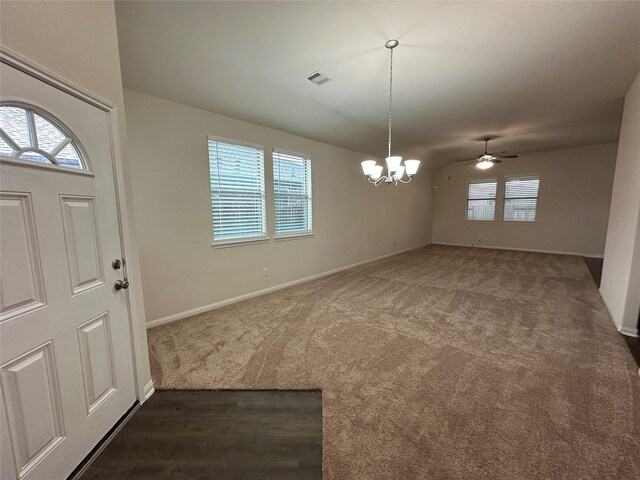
115 1 640 170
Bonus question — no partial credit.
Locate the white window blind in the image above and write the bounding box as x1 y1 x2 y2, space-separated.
208 139 266 242
273 151 312 236
503 175 539 222
466 178 497 221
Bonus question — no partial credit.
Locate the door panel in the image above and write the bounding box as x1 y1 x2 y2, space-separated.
77 313 117 414
0 192 46 321
59 195 105 295
1 342 65 478
0 62 136 479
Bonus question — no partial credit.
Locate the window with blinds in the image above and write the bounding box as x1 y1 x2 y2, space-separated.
273 151 312 236
503 175 540 222
208 139 266 242
466 178 497 221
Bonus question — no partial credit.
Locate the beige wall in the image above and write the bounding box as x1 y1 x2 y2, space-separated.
1 1 124 113
601 71 640 337
0 1 152 395
124 90 433 324
432 143 617 256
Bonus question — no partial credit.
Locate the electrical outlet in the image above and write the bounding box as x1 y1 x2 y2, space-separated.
263 267 269 277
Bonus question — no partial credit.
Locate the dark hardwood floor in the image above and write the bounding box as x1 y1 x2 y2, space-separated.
583 256 603 287
79 390 322 480
625 336 640 372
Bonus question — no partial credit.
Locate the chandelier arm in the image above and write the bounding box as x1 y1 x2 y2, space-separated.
368 176 387 186
398 177 413 184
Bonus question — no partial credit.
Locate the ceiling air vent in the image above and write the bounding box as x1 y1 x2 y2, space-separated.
306 71 331 86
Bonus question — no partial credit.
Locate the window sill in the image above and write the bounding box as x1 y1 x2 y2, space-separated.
274 232 314 242
211 236 270 249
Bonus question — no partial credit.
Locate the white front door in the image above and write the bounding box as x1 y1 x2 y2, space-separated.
0 62 136 480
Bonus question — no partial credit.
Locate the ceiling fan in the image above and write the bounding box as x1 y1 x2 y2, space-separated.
456 137 519 170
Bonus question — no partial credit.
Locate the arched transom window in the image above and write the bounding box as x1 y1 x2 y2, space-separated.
0 105 86 170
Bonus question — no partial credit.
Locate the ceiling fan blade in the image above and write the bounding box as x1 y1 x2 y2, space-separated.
465 160 476 165
456 158 477 162
492 159 503 164
495 154 519 159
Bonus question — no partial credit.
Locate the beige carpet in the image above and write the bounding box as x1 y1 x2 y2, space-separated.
148 245 640 479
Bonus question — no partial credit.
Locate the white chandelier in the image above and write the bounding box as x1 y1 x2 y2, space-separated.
361 39 420 186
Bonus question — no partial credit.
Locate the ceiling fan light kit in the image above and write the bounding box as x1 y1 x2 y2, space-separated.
476 159 494 171
361 40 421 186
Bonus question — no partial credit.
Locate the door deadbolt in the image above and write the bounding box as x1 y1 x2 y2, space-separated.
112 259 122 270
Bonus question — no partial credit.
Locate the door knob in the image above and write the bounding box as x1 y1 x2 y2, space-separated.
114 279 130 291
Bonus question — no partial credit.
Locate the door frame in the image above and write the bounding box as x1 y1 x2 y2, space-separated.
0 46 154 403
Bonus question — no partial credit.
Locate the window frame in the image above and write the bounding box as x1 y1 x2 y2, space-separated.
465 177 497 222
207 135 268 247
0 102 91 175
272 149 314 240
502 174 540 223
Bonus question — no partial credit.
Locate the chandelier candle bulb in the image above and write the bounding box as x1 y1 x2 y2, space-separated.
385 156 402 174
405 159 420 176
361 160 377 176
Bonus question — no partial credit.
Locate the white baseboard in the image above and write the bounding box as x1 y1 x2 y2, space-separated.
432 242 604 258
142 380 155 402
146 243 431 329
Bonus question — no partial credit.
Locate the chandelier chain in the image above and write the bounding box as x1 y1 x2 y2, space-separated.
360 39 420 186
388 46 393 159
